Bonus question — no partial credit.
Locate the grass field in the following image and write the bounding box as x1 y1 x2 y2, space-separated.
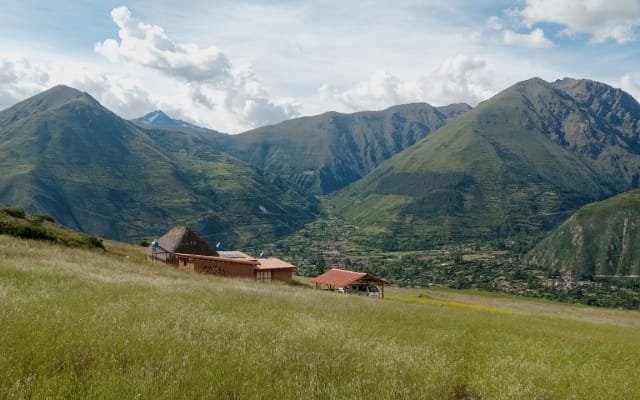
1 235 639 399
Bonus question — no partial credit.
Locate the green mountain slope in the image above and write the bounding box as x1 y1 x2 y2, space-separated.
526 190 640 277
213 102 471 194
0 205 103 249
334 78 640 250
0 85 319 244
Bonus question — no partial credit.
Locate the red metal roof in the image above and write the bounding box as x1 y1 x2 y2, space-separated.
312 268 384 287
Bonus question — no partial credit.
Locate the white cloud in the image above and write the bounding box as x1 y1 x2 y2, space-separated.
319 70 411 111
620 73 640 101
0 57 50 109
95 6 299 131
6 1 638 134
68 70 159 119
0 56 178 124
225 66 301 127
503 28 554 48
319 55 493 111
516 0 640 44
95 6 231 84
427 55 494 105
0 51 296 133
487 16 504 31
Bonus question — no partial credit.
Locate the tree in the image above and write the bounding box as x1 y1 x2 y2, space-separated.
314 255 327 276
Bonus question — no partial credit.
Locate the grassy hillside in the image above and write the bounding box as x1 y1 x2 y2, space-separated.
0 205 103 249
2 235 640 399
214 103 471 194
0 86 319 246
334 79 616 250
527 189 640 277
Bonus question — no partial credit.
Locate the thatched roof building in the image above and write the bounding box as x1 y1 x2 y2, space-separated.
149 226 216 262
149 226 296 282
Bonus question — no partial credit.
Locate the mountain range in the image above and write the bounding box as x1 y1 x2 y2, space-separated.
2 77 640 279
333 78 640 249
212 102 471 193
0 85 318 245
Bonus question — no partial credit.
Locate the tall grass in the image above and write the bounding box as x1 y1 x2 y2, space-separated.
1 235 639 399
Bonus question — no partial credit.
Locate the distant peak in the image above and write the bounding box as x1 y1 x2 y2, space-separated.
554 77 580 84
525 76 548 83
136 110 201 129
0 84 102 123
143 110 168 123
132 110 225 134
37 85 103 108
518 77 551 88
138 110 176 125
149 110 168 117
50 84 75 90
552 77 613 91
44 84 84 97
496 77 555 99
437 102 473 113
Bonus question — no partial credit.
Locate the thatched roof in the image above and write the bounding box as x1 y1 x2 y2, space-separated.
154 226 217 256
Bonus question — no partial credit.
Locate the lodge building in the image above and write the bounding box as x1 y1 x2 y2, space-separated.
148 226 295 283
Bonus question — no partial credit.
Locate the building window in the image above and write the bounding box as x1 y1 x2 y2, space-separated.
256 270 271 283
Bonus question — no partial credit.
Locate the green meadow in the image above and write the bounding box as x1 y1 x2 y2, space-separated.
1 235 639 399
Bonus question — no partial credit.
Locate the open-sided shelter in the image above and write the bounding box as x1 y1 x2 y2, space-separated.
312 268 386 298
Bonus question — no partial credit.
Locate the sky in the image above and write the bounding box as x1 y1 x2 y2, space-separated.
1 0 640 133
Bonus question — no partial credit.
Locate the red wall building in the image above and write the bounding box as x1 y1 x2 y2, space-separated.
174 252 295 283
149 227 296 283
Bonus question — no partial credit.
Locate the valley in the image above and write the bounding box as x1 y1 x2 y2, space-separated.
5 3 640 398
254 199 640 309
2 78 640 309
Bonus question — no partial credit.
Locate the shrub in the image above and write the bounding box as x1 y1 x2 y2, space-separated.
33 214 56 223
0 210 103 250
1 206 26 219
